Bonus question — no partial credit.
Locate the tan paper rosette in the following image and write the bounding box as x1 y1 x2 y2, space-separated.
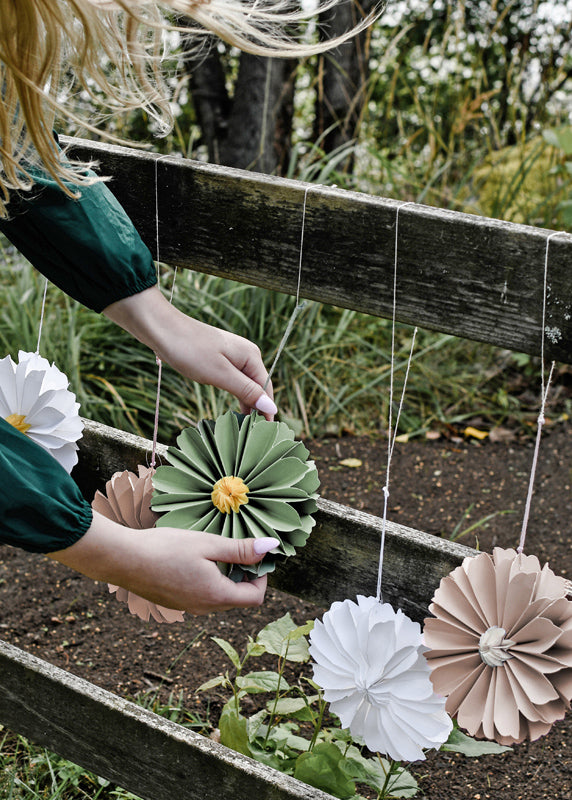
424 547 572 745
92 466 185 624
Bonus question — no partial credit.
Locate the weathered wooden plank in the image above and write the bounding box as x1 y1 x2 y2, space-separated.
76 419 475 621
0 639 334 800
65 137 572 363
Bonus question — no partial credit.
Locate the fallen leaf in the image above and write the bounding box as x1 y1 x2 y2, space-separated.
464 426 489 440
489 426 516 443
339 458 363 468
425 430 441 441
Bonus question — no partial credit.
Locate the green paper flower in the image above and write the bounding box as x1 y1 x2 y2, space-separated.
151 411 320 580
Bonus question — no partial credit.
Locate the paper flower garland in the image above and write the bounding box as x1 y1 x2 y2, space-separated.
0 350 83 473
424 547 572 745
92 466 185 624
151 410 319 580
309 595 452 762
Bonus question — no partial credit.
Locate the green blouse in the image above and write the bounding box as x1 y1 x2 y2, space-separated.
0 169 157 552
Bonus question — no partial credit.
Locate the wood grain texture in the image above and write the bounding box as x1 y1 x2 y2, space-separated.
77 419 475 621
65 137 572 363
0 639 334 800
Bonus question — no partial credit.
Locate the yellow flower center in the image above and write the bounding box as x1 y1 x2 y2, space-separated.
5 413 31 435
211 476 250 514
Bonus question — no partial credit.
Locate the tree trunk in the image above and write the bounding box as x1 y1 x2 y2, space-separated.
186 48 231 163
314 0 375 165
185 44 296 174
220 54 296 173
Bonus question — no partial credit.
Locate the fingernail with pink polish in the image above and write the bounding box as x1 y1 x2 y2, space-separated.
255 394 277 415
253 537 280 555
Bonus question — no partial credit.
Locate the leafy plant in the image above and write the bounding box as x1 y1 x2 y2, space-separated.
0 728 142 800
447 503 516 541
196 612 510 800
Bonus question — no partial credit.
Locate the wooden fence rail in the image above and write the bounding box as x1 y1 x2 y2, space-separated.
2 137 570 799
0 639 333 800
65 136 572 364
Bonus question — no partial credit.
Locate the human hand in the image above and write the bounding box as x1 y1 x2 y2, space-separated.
104 286 277 419
50 511 279 615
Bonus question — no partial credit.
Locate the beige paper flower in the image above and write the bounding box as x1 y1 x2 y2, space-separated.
424 547 572 745
92 466 185 624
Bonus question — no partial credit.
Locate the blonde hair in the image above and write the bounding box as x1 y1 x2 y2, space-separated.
0 0 377 216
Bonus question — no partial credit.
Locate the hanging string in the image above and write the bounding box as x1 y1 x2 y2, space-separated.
151 154 178 469
35 277 49 354
516 230 561 554
376 201 417 603
262 183 319 393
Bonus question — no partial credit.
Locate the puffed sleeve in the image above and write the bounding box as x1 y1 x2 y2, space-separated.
0 418 93 553
0 168 157 312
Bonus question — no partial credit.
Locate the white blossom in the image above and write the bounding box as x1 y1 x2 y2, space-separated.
309 595 452 762
0 351 83 473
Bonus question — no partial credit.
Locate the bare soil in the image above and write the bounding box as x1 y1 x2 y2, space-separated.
1 421 572 800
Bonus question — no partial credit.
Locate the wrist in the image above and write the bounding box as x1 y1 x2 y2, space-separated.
48 511 150 588
103 286 178 358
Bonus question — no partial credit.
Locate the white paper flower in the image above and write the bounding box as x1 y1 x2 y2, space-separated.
92 466 185 624
0 350 83 472
309 595 452 762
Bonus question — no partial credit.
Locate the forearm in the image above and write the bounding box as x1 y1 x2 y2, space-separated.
103 285 199 365
47 511 148 591
103 286 277 417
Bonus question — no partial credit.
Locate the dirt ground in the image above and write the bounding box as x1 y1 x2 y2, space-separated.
1 419 572 800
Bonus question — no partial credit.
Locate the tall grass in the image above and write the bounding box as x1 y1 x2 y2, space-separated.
0 239 536 443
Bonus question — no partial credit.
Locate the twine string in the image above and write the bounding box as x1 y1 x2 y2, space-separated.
376 201 416 603
517 230 562 554
263 184 320 393
35 277 49 354
151 154 178 469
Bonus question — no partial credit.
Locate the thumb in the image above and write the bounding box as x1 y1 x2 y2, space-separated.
214 536 280 566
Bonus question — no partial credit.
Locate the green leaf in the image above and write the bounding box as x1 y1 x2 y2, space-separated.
294 742 356 799
267 697 310 715
442 726 512 756
289 620 315 639
236 671 290 693
543 126 572 155
211 637 241 669
256 613 311 662
246 640 267 658
195 674 230 692
382 767 419 799
247 709 269 742
219 706 252 757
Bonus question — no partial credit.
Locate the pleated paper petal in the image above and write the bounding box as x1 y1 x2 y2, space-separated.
424 547 572 745
151 411 319 580
309 595 452 762
0 351 83 472
92 466 185 624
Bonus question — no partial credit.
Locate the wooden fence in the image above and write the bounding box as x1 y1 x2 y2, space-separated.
1 137 571 800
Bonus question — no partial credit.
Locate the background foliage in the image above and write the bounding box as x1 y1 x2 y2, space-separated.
2 0 572 444
2 3 572 798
